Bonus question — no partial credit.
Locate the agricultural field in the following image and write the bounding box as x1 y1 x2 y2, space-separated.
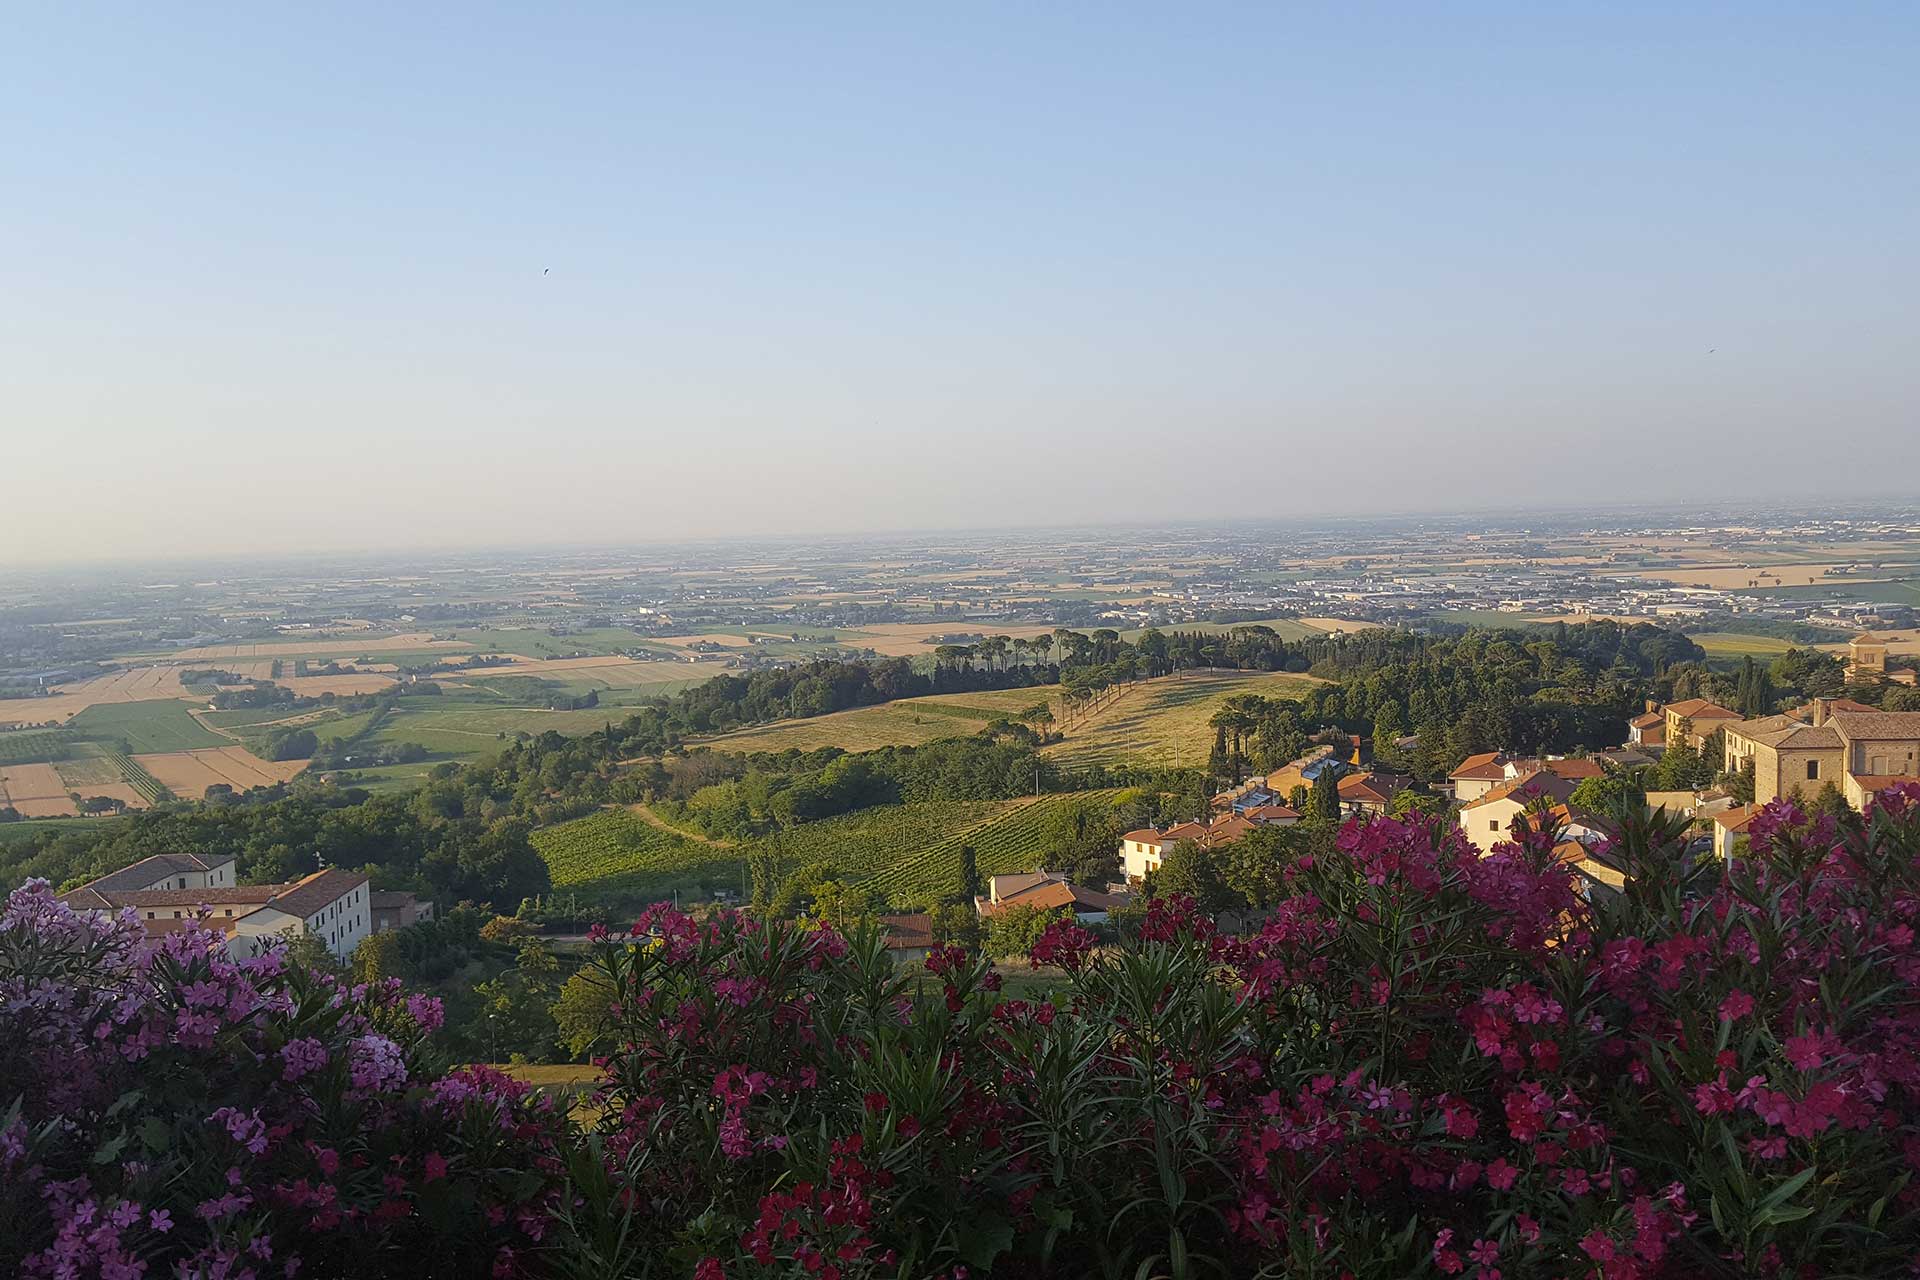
0 763 83 816
441 655 698 693
1044 669 1323 770
861 791 1124 907
702 699 1006 755
0 665 198 726
1753 579 1920 607
430 627 658 659
1691 632 1794 659
758 800 1016 895
68 699 229 753
529 790 1129 912
831 622 1062 658
0 728 75 765
132 747 307 798
159 632 468 662
533 808 742 902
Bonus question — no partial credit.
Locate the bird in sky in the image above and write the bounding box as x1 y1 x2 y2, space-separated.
543 268 549 275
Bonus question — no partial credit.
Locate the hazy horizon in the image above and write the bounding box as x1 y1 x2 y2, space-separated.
5 3 1917 566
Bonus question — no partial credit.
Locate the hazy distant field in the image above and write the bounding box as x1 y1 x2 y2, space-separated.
0 665 197 726
1691 632 1794 659
134 747 306 798
69 699 229 753
1044 669 1323 770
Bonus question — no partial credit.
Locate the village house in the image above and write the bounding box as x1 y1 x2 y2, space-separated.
1845 632 1919 687
1627 710 1667 749
1263 746 1343 798
875 913 936 965
62 855 380 960
1457 770 1580 855
1661 698 1743 750
1118 806 1299 881
1721 699 1920 808
974 872 1128 925
370 890 436 933
1711 806 1755 860
1336 770 1414 816
1448 752 1509 803
1447 754 1604 804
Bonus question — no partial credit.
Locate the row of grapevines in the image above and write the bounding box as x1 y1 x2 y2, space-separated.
532 809 740 898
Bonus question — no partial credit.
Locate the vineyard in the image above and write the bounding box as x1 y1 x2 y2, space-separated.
529 788 1133 914
531 809 743 902
101 747 170 805
757 800 1015 895
862 789 1124 905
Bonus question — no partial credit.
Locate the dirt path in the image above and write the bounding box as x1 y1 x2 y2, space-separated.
186 708 245 743
622 802 736 848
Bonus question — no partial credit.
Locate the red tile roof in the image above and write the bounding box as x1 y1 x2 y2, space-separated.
1449 752 1506 780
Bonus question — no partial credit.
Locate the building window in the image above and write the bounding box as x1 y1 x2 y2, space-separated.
1489 820 1499 831
1806 760 1820 781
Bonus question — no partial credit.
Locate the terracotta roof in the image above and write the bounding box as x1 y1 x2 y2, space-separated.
1825 699 1879 714
876 913 934 949
1459 770 1576 811
988 880 1127 915
1666 699 1740 720
1339 772 1411 805
82 852 234 894
64 884 287 910
1120 828 1165 845
1712 805 1755 831
1160 822 1211 843
250 868 369 921
1538 758 1604 781
1242 804 1301 821
1832 711 1920 740
1208 814 1256 839
1853 633 1887 644
1854 776 1920 794
1629 712 1664 729
1449 752 1505 779
989 871 1065 901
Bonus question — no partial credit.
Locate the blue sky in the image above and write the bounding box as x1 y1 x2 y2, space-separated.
3 4 1916 561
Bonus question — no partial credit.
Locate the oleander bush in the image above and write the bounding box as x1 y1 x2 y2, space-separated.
7 784 1920 1278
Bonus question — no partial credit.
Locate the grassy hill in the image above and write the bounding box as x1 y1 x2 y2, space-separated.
701 686 1059 755
1044 669 1322 770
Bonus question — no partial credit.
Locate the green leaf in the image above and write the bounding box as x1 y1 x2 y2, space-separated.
92 1132 128 1165
1757 1165 1816 1216
958 1217 1014 1270
138 1115 171 1153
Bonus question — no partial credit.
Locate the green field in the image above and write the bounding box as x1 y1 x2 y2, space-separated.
432 627 655 659
1691 632 1794 659
1044 670 1322 770
1749 579 1920 606
703 701 994 755
0 727 74 765
530 789 1129 911
67 699 228 753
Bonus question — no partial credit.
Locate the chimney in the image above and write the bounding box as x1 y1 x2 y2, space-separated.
1645 698 1660 714
1809 698 1830 727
